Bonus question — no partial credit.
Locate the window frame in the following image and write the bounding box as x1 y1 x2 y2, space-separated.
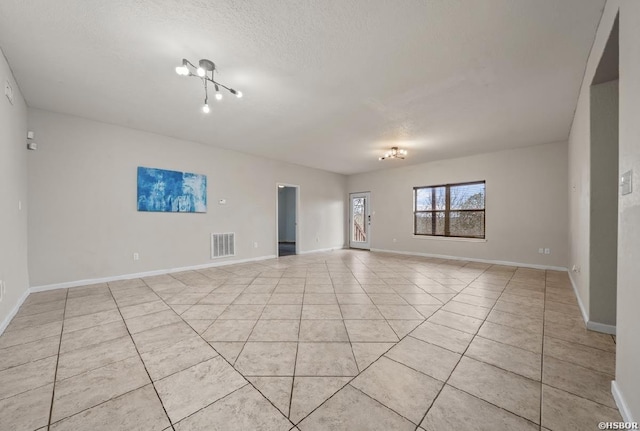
413 180 486 239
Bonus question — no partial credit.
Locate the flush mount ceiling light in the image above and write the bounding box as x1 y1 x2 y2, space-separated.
175 58 242 113
378 147 408 161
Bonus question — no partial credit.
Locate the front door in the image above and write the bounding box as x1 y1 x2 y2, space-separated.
349 192 371 249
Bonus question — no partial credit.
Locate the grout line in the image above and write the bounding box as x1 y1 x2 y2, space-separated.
3 307 66 329
230 287 270 367
162 382 251 426
331 268 360 374
0 350 60 375
413 266 529 429
470 332 541 355
172 267 297 428
539 271 549 428
46 288 69 430
542 330 615 354
107 280 177 430
287 265 309 419
181 273 241 333
350 383 426 426
423 383 541 430
289 253 455 426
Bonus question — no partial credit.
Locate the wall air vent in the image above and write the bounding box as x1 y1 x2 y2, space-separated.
211 233 235 258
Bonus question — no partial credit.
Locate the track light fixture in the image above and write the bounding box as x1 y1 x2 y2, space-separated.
379 147 408 161
175 58 242 113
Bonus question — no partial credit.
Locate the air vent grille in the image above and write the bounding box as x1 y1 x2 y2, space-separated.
211 232 235 258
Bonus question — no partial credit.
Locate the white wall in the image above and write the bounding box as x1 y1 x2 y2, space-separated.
278 187 296 242
617 0 640 421
0 48 30 332
347 142 569 268
569 0 640 421
27 109 346 287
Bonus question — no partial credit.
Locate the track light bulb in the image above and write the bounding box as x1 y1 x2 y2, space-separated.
379 146 407 160
176 58 243 111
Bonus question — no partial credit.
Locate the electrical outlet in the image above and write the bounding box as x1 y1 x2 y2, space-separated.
254 242 258 248
133 252 139 261
544 248 551 255
538 248 544 254
393 238 397 243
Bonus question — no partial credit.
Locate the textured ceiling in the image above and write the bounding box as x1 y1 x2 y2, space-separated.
0 0 605 175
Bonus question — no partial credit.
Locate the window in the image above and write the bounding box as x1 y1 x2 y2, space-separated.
413 181 485 239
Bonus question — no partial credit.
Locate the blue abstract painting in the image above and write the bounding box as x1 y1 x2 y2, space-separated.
137 167 207 213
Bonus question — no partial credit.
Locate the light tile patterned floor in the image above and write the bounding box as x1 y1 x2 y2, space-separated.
0 250 622 430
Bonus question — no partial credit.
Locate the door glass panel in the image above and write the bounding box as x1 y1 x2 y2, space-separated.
352 197 367 243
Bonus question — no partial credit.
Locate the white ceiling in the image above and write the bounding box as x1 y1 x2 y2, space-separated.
0 0 605 175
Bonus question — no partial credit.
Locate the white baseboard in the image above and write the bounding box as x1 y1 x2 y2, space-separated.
30 246 349 293
30 254 278 292
587 321 617 335
612 380 636 423
568 271 617 335
370 248 568 272
568 270 590 325
0 288 30 336
298 246 345 255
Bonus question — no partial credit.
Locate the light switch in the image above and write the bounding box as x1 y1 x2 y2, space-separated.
621 170 633 195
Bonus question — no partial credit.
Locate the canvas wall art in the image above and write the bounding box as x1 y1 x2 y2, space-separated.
137 167 207 213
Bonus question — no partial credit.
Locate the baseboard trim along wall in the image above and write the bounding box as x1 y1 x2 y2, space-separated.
612 381 635 423
298 246 345 255
568 270 591 324
31 245 348 293
30 254 279 293
0 289 31 336
568 271 617 335
4 246 348 335
370 248 568 272
586 320 617 335
29 245 344 294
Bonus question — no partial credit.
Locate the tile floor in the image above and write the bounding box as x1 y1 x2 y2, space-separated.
0 250 621 430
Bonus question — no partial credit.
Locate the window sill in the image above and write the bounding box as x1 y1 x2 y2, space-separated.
411 235 487 243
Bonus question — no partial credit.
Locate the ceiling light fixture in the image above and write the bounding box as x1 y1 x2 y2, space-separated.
175 58 242 113
378 147 408 161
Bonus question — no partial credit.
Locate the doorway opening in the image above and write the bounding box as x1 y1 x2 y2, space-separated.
349 192 371 250
588 14 619 332
277 184 299 257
